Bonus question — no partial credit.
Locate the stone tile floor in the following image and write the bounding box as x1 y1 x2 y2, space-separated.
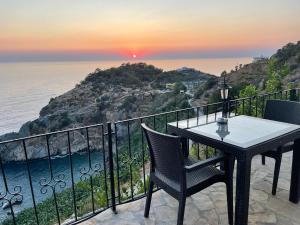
82 153 300 225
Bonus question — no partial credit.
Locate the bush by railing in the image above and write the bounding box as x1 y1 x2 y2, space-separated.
0 88 299 225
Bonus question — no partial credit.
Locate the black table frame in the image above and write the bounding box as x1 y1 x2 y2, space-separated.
167 116 300 225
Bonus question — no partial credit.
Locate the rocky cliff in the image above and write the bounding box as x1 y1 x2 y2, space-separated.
0 63 214 162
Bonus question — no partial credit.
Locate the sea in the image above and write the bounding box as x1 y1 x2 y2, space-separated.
0 57 252 220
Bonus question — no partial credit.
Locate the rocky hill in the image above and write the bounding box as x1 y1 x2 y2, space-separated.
0 63 214 161
192 41 300 104
228 41 300 89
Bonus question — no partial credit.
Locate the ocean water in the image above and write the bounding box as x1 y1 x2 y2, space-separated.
0 57 251 135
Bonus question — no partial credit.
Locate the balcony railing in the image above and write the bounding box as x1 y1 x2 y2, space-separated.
0 88 299 225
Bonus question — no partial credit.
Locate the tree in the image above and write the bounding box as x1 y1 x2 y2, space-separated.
221 71 227 77
265 73 282 93
238 84 261 116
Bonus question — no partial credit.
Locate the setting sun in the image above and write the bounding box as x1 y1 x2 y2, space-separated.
132 54 137 58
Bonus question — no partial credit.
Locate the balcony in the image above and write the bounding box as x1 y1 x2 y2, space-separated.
0 89 300 225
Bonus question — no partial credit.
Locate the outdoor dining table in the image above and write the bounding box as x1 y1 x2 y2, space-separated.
167 115 300 225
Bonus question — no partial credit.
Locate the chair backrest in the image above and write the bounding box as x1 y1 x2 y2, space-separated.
264 100 300 125
141 123 184 185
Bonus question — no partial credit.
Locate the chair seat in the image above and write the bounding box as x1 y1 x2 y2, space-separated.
262 142 293 158
186 165 224 189
155 156 224 192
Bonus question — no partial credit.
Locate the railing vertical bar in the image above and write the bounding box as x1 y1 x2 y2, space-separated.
114 123 121 204
206 105 208 123
176 111 179 127
242 99 245 115
127 121 134 200
165 114 168 133
67 131 78 220
107 122 116 212
101 126 109 208
196 107 199 126
235 100 238 116
45 135 61 225
86 128 95 213
249 98 252 116
255 96 258 117
187 109 189 128
262 95 265 117
22 140 40 225
140 118 147 195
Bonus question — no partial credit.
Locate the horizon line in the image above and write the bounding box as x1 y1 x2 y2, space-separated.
0 48 275 63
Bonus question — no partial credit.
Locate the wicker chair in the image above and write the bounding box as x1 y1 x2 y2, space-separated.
262 100 300 195
141 123 234 225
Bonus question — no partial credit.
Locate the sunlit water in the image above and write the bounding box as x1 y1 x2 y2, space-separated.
0 57 251 135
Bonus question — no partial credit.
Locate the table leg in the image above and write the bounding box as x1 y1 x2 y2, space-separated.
289 138 300 203
235 155 252 225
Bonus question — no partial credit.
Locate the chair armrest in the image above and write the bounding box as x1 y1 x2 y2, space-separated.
185 155 225 172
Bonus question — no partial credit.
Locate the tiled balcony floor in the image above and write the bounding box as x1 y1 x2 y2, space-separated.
82 153 300 225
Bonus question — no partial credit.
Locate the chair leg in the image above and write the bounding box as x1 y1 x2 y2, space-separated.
262 155 266 165
272 155 282 195
144 180 154 217
177 194 186 225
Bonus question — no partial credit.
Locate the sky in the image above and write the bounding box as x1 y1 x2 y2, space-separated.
0 0 300 61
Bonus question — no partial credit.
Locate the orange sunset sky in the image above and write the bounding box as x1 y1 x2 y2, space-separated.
0 0 300 61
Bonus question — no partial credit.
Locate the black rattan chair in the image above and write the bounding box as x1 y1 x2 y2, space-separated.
262 100 300 195
141 123 234 225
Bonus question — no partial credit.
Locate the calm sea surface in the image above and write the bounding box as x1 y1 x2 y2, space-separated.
0 57 251 135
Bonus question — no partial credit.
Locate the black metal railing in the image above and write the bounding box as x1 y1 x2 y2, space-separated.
0 88 299 225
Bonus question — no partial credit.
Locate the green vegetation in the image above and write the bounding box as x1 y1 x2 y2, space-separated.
82 63 203 89
237 57 294 116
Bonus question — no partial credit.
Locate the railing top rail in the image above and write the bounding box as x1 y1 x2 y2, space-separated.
114 102 224 124
229 89 297 102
